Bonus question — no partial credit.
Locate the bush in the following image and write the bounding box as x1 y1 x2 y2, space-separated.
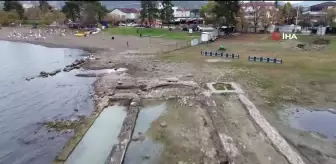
313 38 330 45
0 11 21 26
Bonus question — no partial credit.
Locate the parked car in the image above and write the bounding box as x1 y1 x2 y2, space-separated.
119 23 126 27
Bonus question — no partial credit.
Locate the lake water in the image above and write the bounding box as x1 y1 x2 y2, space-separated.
281 106 336 140
124 101 167 164
0 41 95 164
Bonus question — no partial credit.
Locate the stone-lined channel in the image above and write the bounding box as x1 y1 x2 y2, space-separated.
64 105 126 164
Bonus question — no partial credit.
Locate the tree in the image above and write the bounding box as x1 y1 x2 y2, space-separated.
325 8 336 26
200 1 217 24
90 1 108 22
41 11 66 25
3 0 24 19
160 0 174 25
104 14 123 25
0 10 20 25
79 1 108 24
61 1 80 22
260 7 271 33
280 2 294 25
213 1 240 27
24 6 42 20
237 6 248 32
247 2 263 32
140 0 159 26
39 1 51 13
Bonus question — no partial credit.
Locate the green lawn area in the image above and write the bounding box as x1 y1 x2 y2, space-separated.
158 34 336 109
105 27 200 41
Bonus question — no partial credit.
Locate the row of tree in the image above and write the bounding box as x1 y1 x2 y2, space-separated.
0 0 109 26
139 0 173 26
201 1 336 32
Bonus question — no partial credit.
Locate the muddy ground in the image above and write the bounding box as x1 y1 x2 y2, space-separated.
0 27 330 164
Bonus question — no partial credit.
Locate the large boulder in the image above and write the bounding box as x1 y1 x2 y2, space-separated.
63 66 74 72
39 71 48 78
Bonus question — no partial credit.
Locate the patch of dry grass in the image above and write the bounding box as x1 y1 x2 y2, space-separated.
158 34 336 109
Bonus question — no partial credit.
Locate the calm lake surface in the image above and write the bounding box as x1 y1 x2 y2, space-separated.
0 41 95 164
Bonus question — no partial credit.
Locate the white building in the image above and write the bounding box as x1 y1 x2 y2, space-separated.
109 8 140 21
302 2 336 24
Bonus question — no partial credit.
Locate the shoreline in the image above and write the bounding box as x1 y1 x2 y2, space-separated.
0 38 105 53
0 38 111 163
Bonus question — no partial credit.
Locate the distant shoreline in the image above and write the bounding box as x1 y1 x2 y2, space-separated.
0 38 104 53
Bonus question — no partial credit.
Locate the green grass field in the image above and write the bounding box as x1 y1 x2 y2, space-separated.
105 27 200 41
159 34 336 109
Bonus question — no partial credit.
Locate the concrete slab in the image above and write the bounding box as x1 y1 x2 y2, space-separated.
206 82 244 94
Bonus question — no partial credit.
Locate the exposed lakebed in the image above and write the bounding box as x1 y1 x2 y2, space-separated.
0 41 95 164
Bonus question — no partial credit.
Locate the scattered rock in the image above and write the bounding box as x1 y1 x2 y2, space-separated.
39 71 48 78
142 155 150 160
186 74 193 77
160 122 167 128
297 44 305 48
132 135 140 141
165 77 179 83
63 66 74 72
25 77 35 81
130 101 137 106
74 108 79 112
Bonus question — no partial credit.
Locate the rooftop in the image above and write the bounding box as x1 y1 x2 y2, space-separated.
310 2 336 8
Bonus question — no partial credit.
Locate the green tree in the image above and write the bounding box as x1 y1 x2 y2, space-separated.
200 1 216 18
90 1 108 22
3 0 24 19
324 8 336 26
39 1 51 13
140 0 159 26
61 1 80 21
213 1 240 27
280 2 293 25
0 10 20 25
160 0 174 25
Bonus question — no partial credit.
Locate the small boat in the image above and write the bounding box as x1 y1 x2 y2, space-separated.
75 33 85 37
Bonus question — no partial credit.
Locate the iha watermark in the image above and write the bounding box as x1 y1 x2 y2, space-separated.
271 31 297 41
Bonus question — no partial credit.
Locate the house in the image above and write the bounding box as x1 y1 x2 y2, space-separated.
241 2 278 32
109 8 140 22
302 2 336 25
171 7 203 24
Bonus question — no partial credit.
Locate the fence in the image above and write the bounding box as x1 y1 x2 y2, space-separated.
201 51 240 59
248 56 283 64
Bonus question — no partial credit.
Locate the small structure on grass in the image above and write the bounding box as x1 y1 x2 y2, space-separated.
206 82 244 94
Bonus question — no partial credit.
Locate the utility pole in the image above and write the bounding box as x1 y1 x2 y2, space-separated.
295 5 299 32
